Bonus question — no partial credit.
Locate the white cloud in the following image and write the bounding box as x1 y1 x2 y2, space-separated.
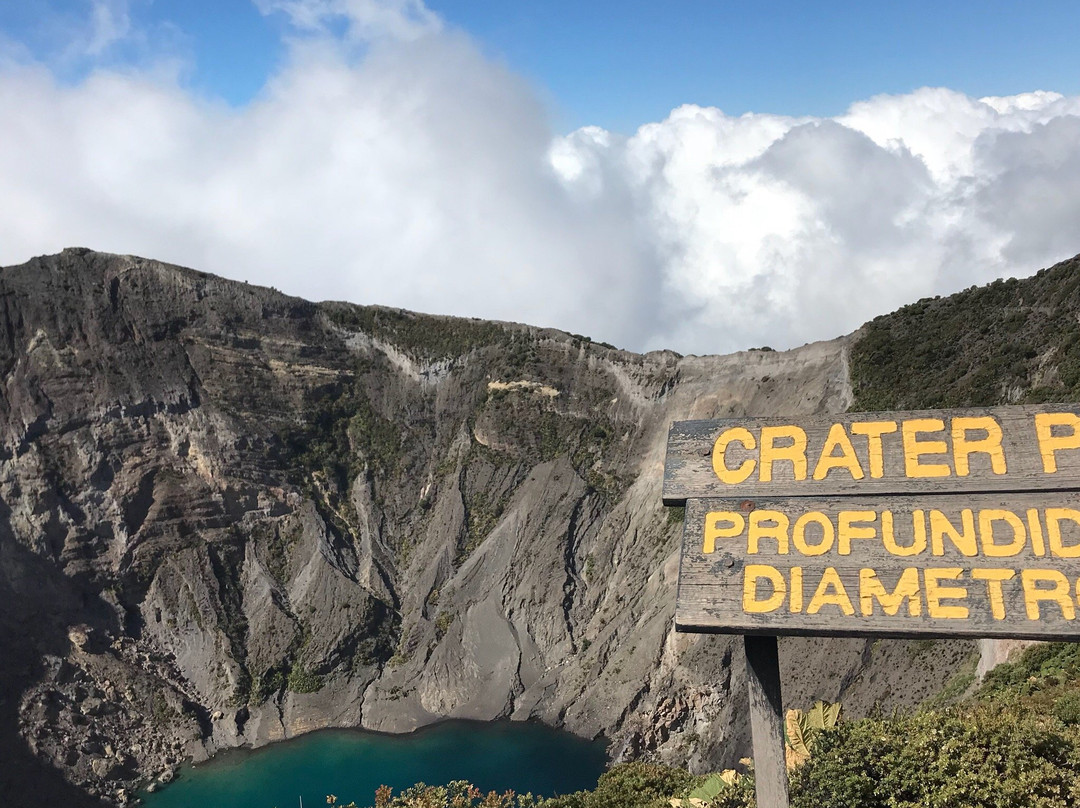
556 91 1080 352
1 0 190 80
83 0 133 56
255 0 440 42
1 1 1079 355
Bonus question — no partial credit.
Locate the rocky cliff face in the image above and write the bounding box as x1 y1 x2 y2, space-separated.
7 248 1067 806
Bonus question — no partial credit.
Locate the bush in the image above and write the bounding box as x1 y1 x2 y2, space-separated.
1055 692 1080 726
791 706 1080 808
286 665 324 693
328 782 536 808
979 643 1080 699
372 780 534 808
540 762 700 808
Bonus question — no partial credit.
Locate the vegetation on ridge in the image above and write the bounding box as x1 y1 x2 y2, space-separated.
324 302 509 362
850 255 1080 411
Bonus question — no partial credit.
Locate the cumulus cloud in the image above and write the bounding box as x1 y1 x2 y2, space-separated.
554 89 1080 352
1 1 1079 355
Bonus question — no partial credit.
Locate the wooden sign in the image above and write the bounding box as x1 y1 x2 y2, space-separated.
663 404 1080 504
661 403 1080 808
676 493 1080 639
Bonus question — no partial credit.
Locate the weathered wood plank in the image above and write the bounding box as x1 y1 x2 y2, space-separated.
675 494 1080 638
744 636 789 808
663 404 1080 504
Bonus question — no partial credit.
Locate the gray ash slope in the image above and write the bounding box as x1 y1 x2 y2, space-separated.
3 247 1074 806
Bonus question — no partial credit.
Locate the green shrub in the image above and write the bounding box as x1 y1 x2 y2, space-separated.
979 643 1080 700
286 665 324 693
790 706 1080 808
250 667 286 704
1054 692 1080 725
434 611 454 638
372 780 534 807
328 781 536 808
540 762 699 808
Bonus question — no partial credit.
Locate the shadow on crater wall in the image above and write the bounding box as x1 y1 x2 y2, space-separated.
0 521 108 808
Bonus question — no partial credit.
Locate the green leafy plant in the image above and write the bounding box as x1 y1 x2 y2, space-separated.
669 769 753 808
785 700 842 769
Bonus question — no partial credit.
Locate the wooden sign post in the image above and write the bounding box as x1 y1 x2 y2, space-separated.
662 404 1080 808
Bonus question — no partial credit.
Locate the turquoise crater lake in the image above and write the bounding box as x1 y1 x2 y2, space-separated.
142 721 608 808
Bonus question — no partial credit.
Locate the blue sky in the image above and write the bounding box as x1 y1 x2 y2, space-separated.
6 0 1080 132
433 0 1080 132
1 1 1079 354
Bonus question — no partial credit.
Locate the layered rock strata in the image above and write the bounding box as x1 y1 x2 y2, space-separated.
0 249 983 805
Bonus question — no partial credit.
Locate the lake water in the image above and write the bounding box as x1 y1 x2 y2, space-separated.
141 721 608 808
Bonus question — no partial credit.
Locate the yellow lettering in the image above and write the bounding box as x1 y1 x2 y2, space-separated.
792 512 835 556
790 567 804 613
748 510 790 555
1021 569 1076 620
929 509 977 557
972 569 1015 620
759 425 808 482
951 416 1007 476
807 567 855 616
881 509 928 557
850 421 898 478
859 568 921 617
924 568 969 619
1035 412 1080 474
1028 509 1047 557
1046 508 1080 558
712 427 757 484
837 511 876 555
813 423 865 480
902 418 951 478
703 511 745 554
743 565 786 613
978 509 1026 557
